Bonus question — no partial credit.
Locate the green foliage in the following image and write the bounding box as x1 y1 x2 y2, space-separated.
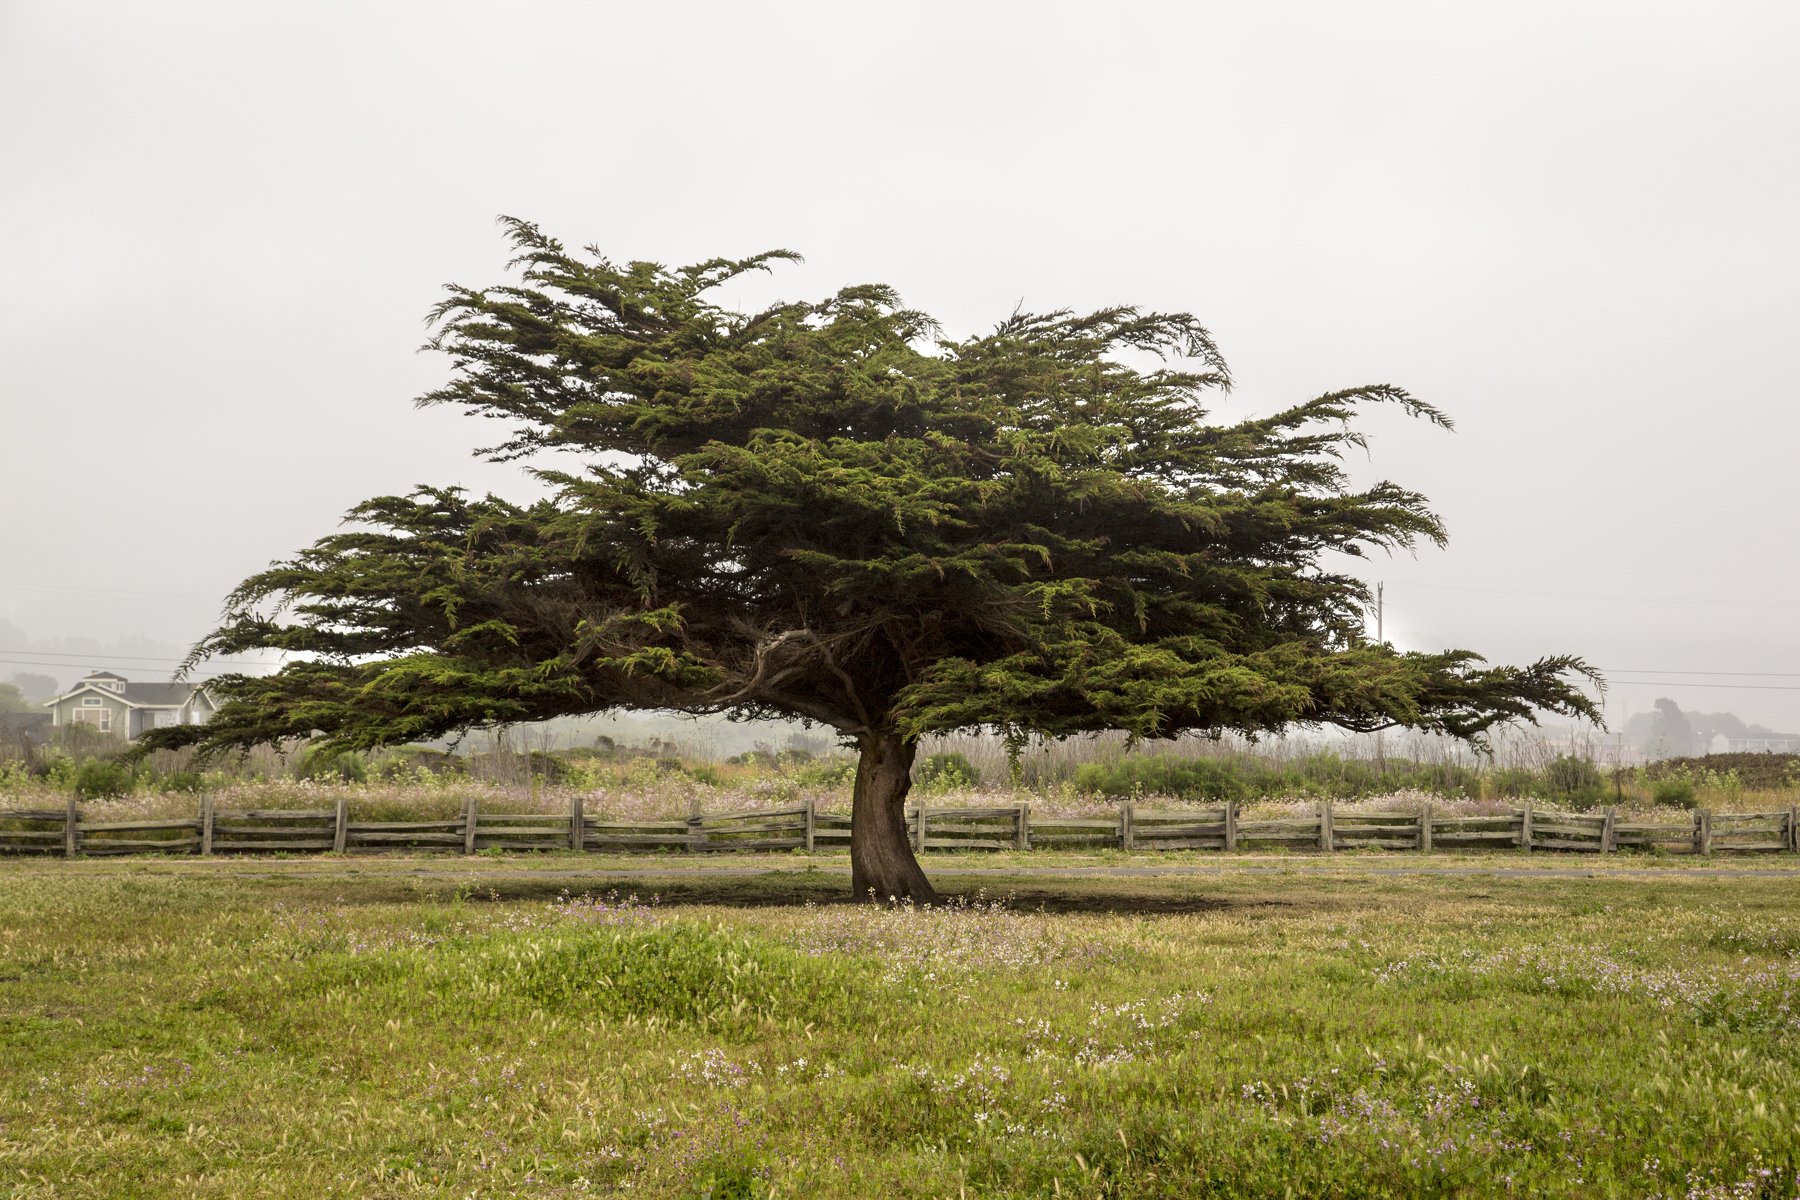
1486 767 1538 799
72 758 133 799
296 746 368 783
371 747 465 781
1652 777 1698 809
0 682 31 714
1542 753 1602 794
916 751 981 791
466 749 570 784
1644 763 1743 809
1647 753 1798 790
1540 754 1607 809
788 755 856 789
39 752 77 788
1076 755 1248 801
156 770 205 794
726 748 856 789
143 220 1598 767
1074 751 1481 802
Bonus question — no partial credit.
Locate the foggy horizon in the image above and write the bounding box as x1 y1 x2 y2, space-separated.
5 2 1799 736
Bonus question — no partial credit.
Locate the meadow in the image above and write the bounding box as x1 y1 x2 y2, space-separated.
3 856 1799 1198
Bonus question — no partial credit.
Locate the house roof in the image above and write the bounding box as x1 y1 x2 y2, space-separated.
83 671 127 681
122 682 199 706
46 680 207 710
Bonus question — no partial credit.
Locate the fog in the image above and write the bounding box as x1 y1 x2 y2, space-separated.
4 2 1798 734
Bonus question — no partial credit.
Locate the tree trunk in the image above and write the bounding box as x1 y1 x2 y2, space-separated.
849 729 940 904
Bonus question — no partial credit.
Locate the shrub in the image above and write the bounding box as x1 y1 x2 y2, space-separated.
1645 753 1799 790
157 770 205 793
466 749 571 784
72 759 133 799
41 753 77 788
790 756 856 789
296 747 368 783
371 747 464 781
1652 777 1697 809
916 751 981 791
1074 755 1246 802
1539 754 1607 809
1485 767 1537 799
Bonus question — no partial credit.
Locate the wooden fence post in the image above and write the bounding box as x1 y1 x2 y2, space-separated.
199 793 214 857
1015 802 1029 851
332 794 348 854
463 794 478 855
913 804 926 853
569 793 584 851
1519 802 1534 852
687 814 703 853
804 797 816 852
1600 805 1616 854
1697 808 1713 856
1318 800 1334 852
1788 804 1798 853
64 793 78 859
1120 800 1135 851
1419 802 1432 853
1223 799 1238 852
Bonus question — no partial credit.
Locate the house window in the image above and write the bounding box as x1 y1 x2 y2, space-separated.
74 708 111 733
82 697 101 706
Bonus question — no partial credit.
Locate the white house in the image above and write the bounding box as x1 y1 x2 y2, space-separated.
44 671 217 740
1707 732 1800 755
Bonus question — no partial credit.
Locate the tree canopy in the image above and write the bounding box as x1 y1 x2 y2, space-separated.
145 219 1600 898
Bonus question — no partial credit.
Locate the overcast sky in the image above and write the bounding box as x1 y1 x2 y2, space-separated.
3 1 1798 731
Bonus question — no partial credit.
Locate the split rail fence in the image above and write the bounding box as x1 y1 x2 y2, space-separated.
3 796 1798 859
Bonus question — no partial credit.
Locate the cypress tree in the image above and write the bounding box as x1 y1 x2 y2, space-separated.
145 219 1598 900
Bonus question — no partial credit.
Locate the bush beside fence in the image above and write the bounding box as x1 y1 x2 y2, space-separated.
4 796 1798 859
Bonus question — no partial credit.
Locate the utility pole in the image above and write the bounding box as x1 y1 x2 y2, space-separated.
1375 582 1386 774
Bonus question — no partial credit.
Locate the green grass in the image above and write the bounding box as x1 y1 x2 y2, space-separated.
3 859 1799 1197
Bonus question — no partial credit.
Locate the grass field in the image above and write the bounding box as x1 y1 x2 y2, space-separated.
3 855 1799 1198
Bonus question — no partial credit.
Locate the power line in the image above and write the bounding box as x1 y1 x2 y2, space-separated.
1603 669 1800 677
1602 680 1800 692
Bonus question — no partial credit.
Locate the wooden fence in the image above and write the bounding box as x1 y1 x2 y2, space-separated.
2 796 1797 859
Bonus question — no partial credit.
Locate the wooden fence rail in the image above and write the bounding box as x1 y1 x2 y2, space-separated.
3 797 1797 860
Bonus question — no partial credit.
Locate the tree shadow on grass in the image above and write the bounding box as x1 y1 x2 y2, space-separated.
428 874 1254 914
